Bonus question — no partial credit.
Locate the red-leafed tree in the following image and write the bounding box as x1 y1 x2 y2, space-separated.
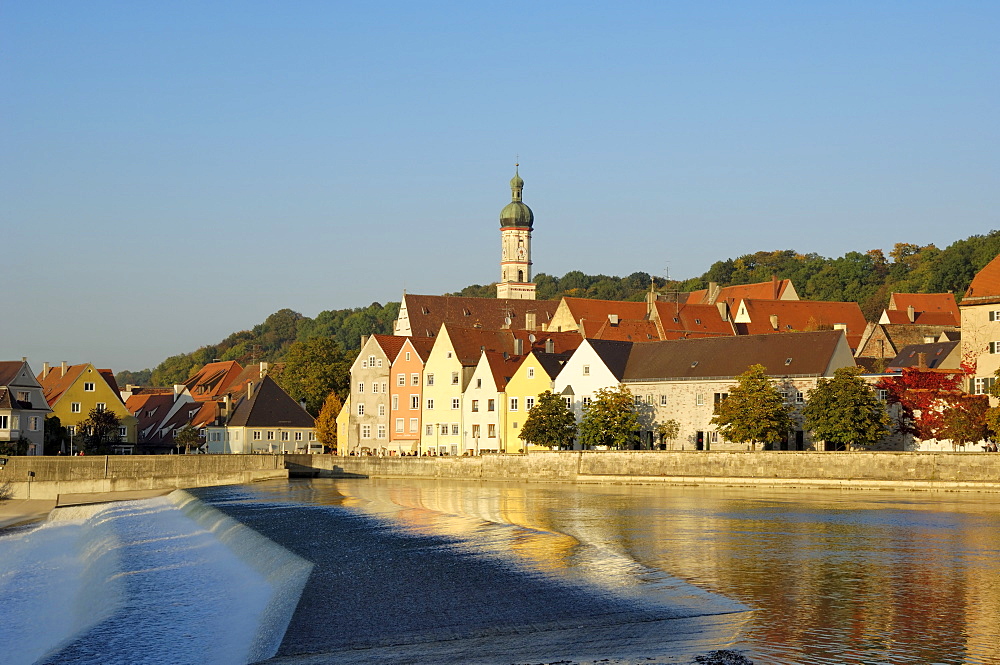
876 368 965 441
939 394 991 450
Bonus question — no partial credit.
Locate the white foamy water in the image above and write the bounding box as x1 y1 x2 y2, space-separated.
0 491 311 665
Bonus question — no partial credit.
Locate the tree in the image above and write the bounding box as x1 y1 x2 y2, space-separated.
579 385 640 449
44 415 68 454
876 367 965 441
656 419 680 450
76 407 122 454
711 364 793 450
275 337 350 414
519 390 577 450
803 366 890 450
0 436 31 456
939 394 990 450
315 391 343 453
174 425 203 454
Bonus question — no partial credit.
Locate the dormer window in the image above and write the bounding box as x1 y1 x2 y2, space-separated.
785 358 793 366
691 361 699 367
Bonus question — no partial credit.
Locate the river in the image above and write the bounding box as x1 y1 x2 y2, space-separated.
3 478 1000 664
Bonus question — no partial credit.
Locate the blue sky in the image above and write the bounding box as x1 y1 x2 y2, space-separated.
2 2 998 371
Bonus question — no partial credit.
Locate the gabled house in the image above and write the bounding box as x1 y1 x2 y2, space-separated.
886 341 962 373
204 376 316 453
880 293 960 327
650 301 737 340
124 385 197 452
464 351 523 455
388 337 434 454
622 330 857 451
686 277 798 306
0 360 50 454
854 322 960 368
36 362 137 448
348 334 408 454
547 297 648 334
959 255 1000 397
183 361 245 401
554 339 634 432
393 293 558 337
504 350 574 452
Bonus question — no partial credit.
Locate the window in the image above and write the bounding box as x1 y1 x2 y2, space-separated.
795 391 804 404
29 417 40 431
368 355 376 367
295 432 303 441
406 352 411 361
527 367 535 379
426 424 433 436
412 373 419 386
635 395 643 405
877 389 889 401
357 404 365 416
16 391 29 403
427 398 434 409
410 418 418 433
990 342 1000 355
488 424 496 438
377 425 386 439
119 427 127 438
281 431 289 441
362 425 371 439
396 418 404 433
452 398 460 409
660 394 667 406
372 382 379 393
990 311 1000 322
526 397 535 410
583 365 590 376
452 424 459 435
267 431 275 440
392 395 399 410
564 397 572 409
71 402 82 413
713 393 728 405
476 378 482 389
696 393 705 406
709 432 719 444
253 431 261 440
411 395 419 409
377 359 383 368
510 397 519 411
646 394 654 405
488 399 495 411
974 378 996 395
0 416 7 429
96 402 106 411
426 374 435 386
378 404 385 417
358 382 364 393
472 424 480 438
441 424 449 435
582 397 592 408
84 382 95 392
382 383 387 393
451 372 460 385
471 400 479 412
398 374 405 386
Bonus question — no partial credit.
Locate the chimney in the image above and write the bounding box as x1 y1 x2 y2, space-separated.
247 381 255 399
545 338 555 353
361 335 369 348
222 394 231 421
260 361 269 376
526 311 537 331
609 314 619 326
769 314 779 330
60 361 67 377
716 302 729 322
42 362 50 379
708 282 719 304
299 399 308 412
907 305 915 323
833 323 847 332
514 338 524 356
917 352 928 370
772 275 780 299
173 384 185 401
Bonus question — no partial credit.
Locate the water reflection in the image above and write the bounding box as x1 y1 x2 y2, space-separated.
233 480 1000 665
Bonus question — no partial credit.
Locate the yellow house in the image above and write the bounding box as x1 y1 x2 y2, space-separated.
503 350 573 452
37 362 138 451
336 394 351 455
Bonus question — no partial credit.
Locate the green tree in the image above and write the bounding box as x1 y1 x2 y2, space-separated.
44 415 68 454
0 436 31 456
76 407 122 454
174 425 203 454
940 394 991 450
314 391 343 452
656 419 680 449
579 385 641 449
711 364 793 450
519 390 577 450
803 366 890 450
275 337 350 414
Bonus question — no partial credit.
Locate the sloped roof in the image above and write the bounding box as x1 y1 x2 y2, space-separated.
687 278 796 305
888 292 959 315
587 339 634 380
228 375 315 428
399 294 559 337
560 297 647 326
183 361 244 401
589 318 660 342
887 341 961 371
880 310 961 326
535 351 574 380
963 254 1000 305
36 363 122 406
0 387 40 410
398 337 436 363
734 299 867 349
0 361 27 386
125 390 178 440
653 302 737 340
371 334 408 362
445 326 582 367
483 351 525 391
623 330 848 382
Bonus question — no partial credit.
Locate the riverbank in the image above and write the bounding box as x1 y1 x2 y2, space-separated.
0 489 172 531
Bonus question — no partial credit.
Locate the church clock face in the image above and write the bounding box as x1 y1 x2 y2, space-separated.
517 246 526 260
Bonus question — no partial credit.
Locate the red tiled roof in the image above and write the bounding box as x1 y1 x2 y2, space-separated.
963 255 1000 304
37 364 87 405
880 310 961 326
125 391 177 439
0 361 30 386
371 334 409 363
560 297 647 327
687 278 795 305
483 351 525 391
735 299 867 349
589 318 660 342
888 292 958 314
183 361 244 401
398 294 559 337
653 302 737 340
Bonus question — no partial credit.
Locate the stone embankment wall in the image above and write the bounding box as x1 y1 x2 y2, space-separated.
287 451 1000 491
0 455 286 500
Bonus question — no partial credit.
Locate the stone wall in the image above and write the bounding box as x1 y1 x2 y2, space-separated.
291 451 1000 491
0 454 286 500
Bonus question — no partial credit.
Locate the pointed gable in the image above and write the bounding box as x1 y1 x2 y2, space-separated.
733 298 867 349
587 339 634 381
963 254 1000 305
652 301 737 340
228 376 315 428
183 361 245 401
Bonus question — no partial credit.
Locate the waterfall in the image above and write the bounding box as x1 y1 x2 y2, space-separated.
0 491 312 665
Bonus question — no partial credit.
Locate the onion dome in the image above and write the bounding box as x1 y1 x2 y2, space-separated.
499 165 533 229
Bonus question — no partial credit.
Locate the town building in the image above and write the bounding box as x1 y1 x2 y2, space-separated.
959 255 1000 397
204 376 316 453
36 362 137 451
348 334 407 454
464 351 523 454
388 337 434 454
0 360 50 454
503 349 573 452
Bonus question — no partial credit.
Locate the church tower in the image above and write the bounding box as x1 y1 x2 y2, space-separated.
496 165 536 300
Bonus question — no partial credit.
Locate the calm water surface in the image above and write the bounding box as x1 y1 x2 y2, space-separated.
196 478 1000 665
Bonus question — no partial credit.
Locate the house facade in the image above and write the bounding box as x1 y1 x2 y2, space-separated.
348 335 406 454
0 360 50 454
37 362 137 449
959 255 1000 398
388 337 433 454
204 376 317 453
